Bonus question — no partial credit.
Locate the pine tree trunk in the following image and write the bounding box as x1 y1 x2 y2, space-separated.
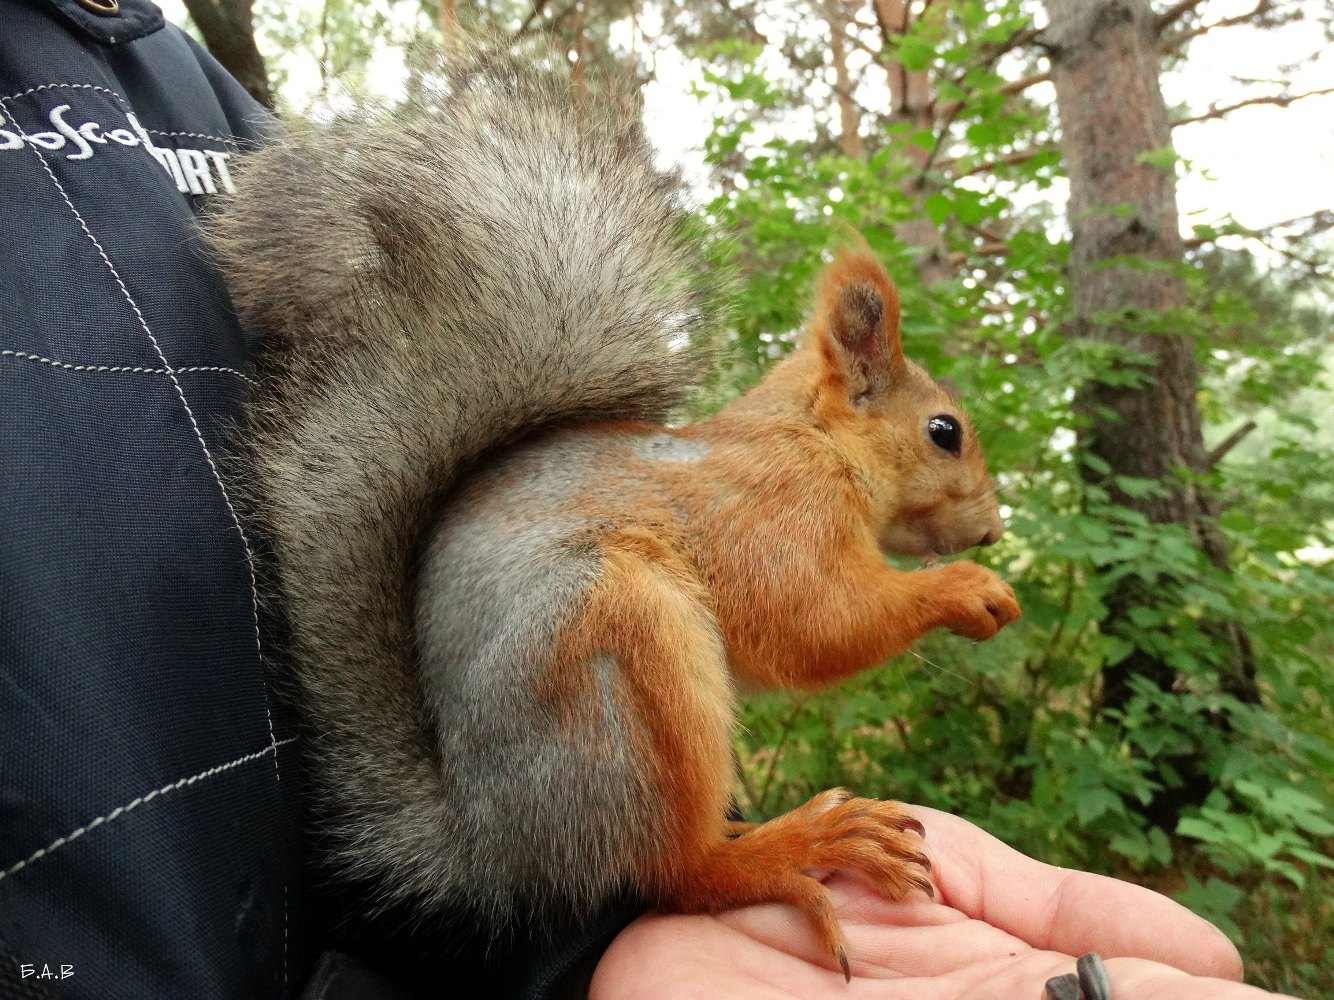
1045 0 1259 820
182 0 273 109
871 0 951 284
438 0 462 57
824 0 864 160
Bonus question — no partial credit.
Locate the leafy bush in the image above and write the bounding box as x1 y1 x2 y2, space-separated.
694 47 1333 995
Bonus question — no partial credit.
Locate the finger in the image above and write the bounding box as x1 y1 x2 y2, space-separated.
821 878 1033 978
849 921 1034 980
592 912 826 999
722 879 1028 981
596 910 964 1000
910 806 1244 981
849 948 1287 1000
1090 957 1297 1000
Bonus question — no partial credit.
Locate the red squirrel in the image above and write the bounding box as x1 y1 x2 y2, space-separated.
207 49 1020 979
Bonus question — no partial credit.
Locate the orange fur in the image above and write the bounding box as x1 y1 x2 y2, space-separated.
547 249 1020 977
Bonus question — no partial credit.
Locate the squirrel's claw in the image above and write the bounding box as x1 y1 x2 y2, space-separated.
661 794 933 982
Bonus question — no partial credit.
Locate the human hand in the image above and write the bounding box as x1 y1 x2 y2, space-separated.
590 805 1295 999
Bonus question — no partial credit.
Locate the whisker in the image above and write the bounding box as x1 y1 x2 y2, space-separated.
906 648 968 684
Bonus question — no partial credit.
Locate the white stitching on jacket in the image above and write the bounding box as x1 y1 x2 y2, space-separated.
0 101 282 770
0 97 290 971
2 82 122 104
2 86 236 147
147 128 237 146
0 739 297 882
2 349 258 386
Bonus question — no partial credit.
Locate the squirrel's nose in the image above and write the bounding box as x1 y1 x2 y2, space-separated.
977 506 1006 548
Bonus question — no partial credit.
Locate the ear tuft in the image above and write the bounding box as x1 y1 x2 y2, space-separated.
834 282 884 351
812 247 904 404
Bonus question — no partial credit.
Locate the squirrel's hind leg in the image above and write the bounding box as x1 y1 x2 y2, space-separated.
562 542 933 981
546 540 738 868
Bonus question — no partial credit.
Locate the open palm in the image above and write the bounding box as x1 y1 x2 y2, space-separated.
591 807 1294 1000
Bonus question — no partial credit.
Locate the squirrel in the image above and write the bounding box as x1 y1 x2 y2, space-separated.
205 50 1020 978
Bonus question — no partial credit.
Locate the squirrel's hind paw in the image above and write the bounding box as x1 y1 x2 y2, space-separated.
659 792 933 981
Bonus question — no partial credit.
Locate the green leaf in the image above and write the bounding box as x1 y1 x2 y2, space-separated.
1136 145 1182 174
897 35 935 72
924 192 953 226
1074 787 1122 825
1176 817 1218 842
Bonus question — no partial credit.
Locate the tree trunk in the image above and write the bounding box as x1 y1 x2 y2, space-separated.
1045 0 1259 822
437 0 463 59
824 0 864 160
182 0 273 109
870 0 951 284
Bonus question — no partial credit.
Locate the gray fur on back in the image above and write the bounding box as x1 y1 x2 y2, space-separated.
203 52 713 923
415 434 659 919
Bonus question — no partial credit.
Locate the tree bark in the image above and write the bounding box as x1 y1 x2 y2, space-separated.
824 0 864 160
1045 0 1260 820
182 0 273 109
870 0 951 284
437 0 463 59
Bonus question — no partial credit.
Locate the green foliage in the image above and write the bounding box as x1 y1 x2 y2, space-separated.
690 9 1332 995
235 0 1332 990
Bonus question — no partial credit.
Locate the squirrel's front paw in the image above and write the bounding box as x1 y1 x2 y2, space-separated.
934 561 1021 640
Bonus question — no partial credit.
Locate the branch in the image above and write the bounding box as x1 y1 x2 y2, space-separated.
180 0 273 108
1261 241 1331 278
1189 234 1323 278
1187 210 1333 277
731 743 761 814
919 18 1045 170
1160 0 1274 56
1155 0 1211 34
1266 208 1333 237
714 0 770 48
715 0 838 93
513 0 550 37
983 23 1046 62
945 144 1056 179
1184 208 1334 248
539 0 582 39
756 698 808 814
844 27 889 61
1207 420 1257 468
824 0 865 159
949 243 1010 266
1172 86 1334 126
932 71 1051 121
1001 71 1051 96
917 101 963 176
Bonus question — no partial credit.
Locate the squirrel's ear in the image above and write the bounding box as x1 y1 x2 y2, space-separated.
813 251 904 404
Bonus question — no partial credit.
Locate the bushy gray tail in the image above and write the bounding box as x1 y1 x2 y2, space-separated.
205 53 713 915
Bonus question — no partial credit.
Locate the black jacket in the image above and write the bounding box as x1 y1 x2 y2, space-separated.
0 3 634 996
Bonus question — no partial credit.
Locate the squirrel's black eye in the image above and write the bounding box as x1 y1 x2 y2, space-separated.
927 415 962 456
